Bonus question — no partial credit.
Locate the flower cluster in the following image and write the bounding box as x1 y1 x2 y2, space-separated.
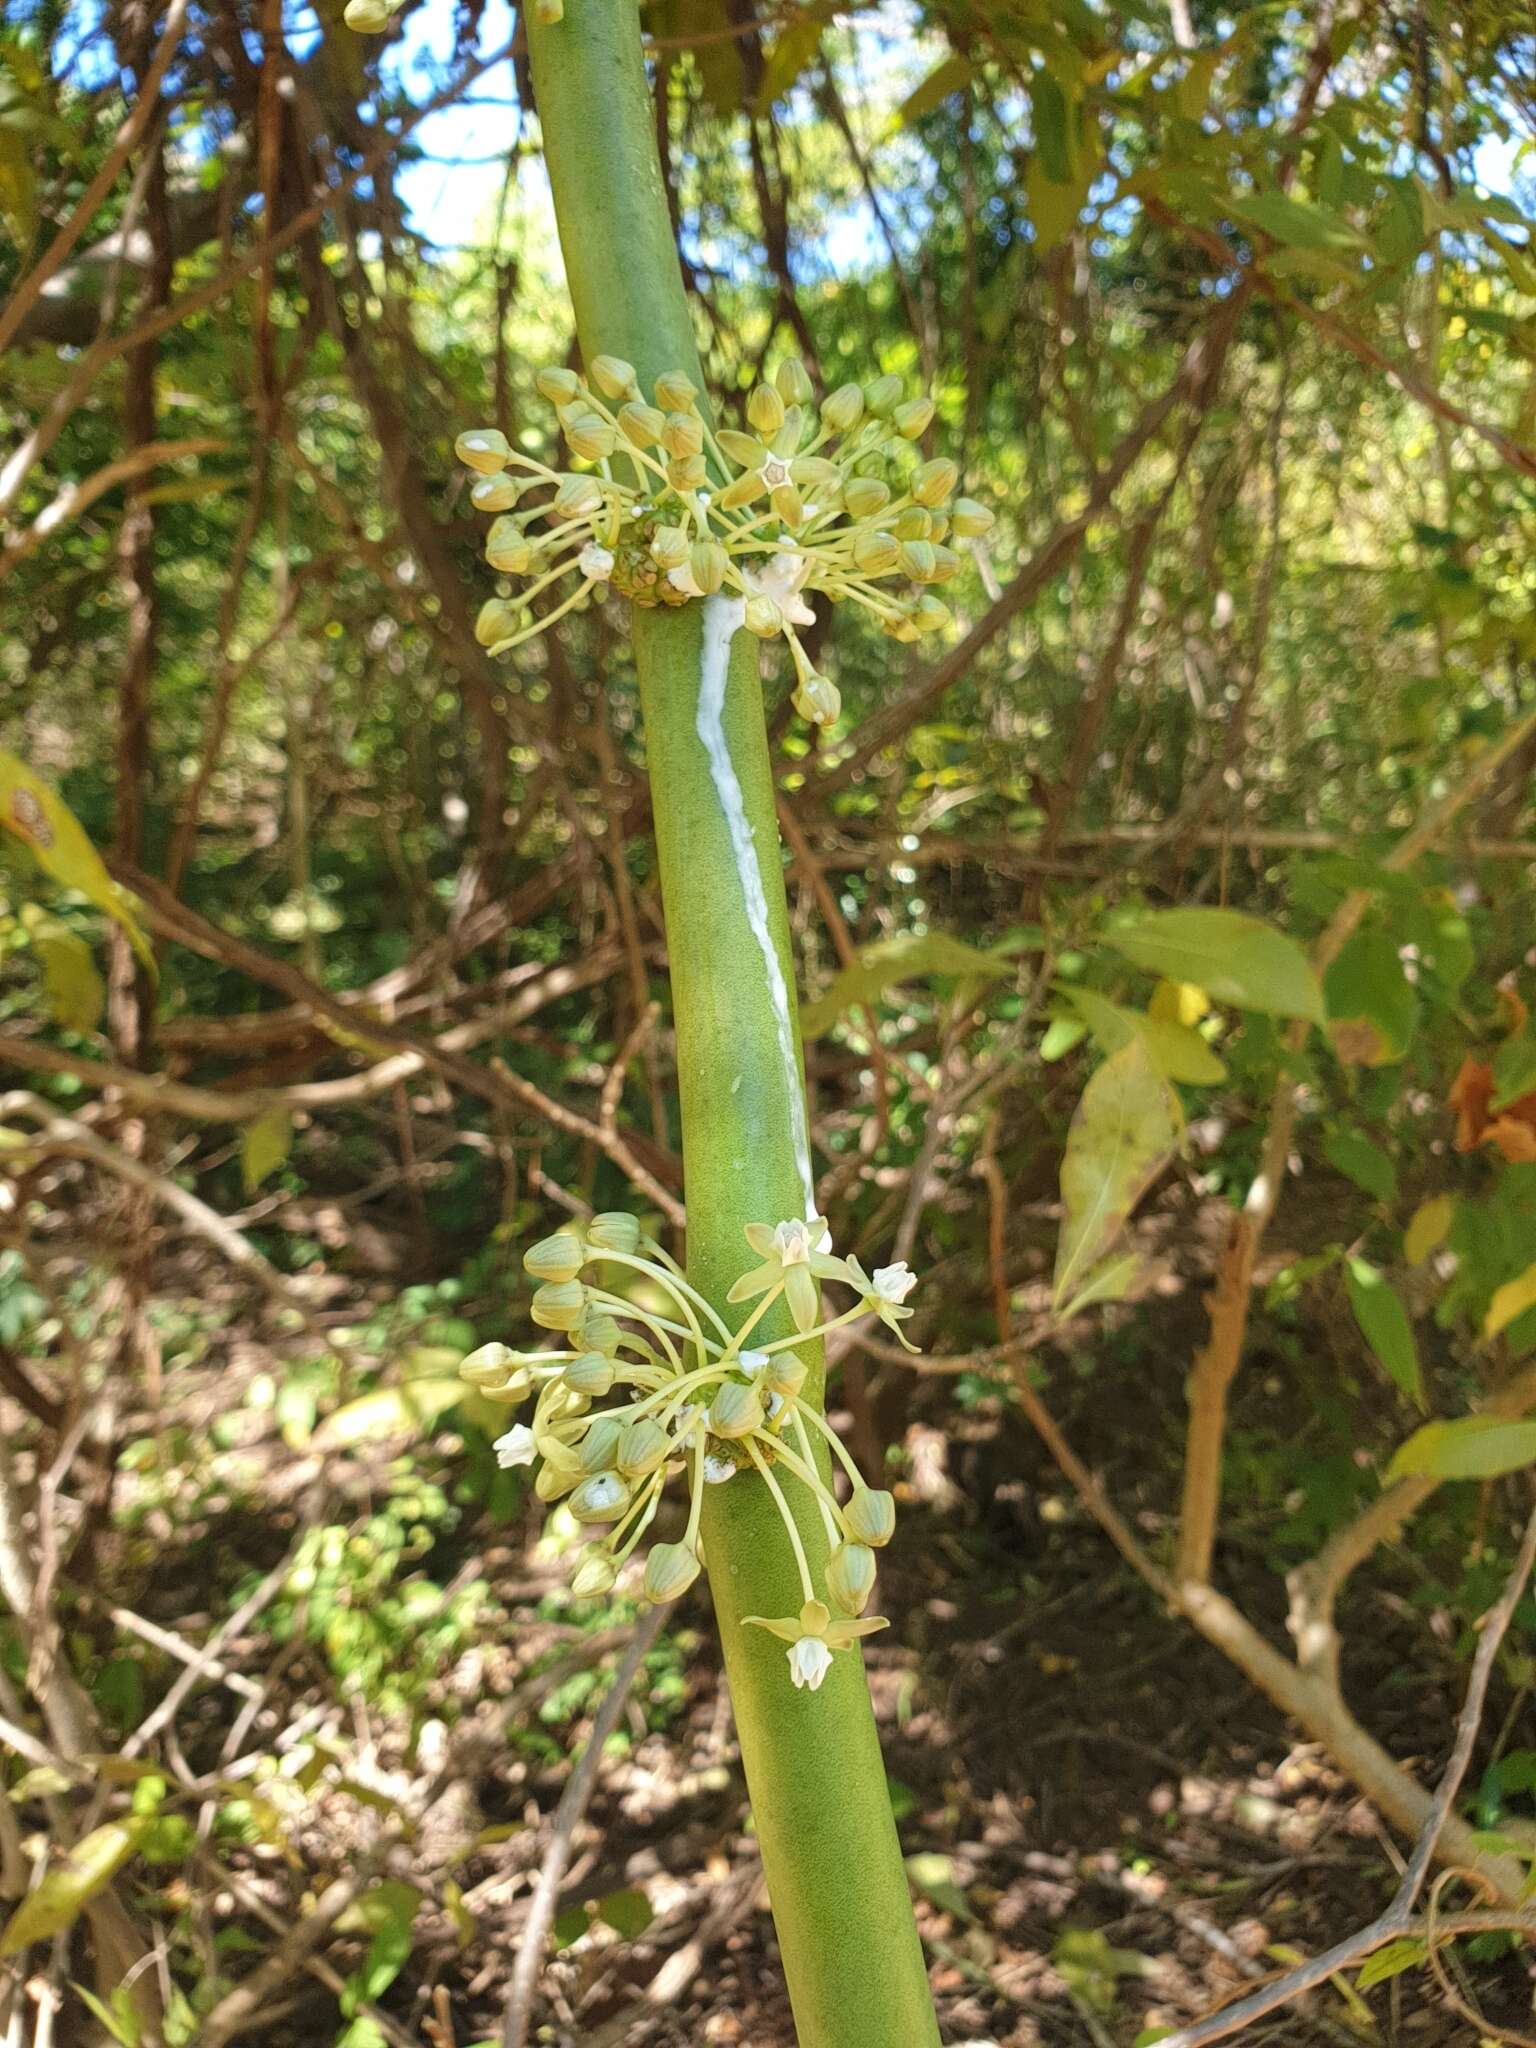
458 1210 919 1691
455 356 992 727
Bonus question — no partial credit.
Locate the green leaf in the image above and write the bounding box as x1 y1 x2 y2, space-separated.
756 9 826 111
1324 1128 1397 1205
29 918 104 1032
0 1819 147 1953
1230 187 1365 254
71 1984 143 2048
1031 70 1074 184
596 1888 653 1939
1386 1415 1536 1483
1486 1262 1536 1339
801 929 1013 1037
1404 1195 1453 1266
1324 930 1417 1066
1060 984 1226 1084
905 1852 973 1922
0 751 154 974
1053 1039 1182 1313
551 1904 591 1951
1105 909 1322 1022
1491 1027 1536 1112
1345 1258 1421 1405
892 53 971 129
1356 1937 1427 1990
240 1106 293 1194
1055 1250 1142 1321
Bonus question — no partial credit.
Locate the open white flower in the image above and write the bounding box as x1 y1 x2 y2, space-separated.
871 1262 916 1304
744 1598 889 1692
494 1424 537 1468
578 542 615 583
740 550 816 628
788 1636 833 1691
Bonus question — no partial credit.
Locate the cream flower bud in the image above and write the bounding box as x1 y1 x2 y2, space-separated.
533 0 563 23
475 598 521 648
747 383 786 436
535 1460 578 1501
524 1230 585 1282
618 1418 670 1477
844 1488 896 1547
587 1211 642 1255
531 1279 586 1331
471 474 521 513
911 595 951 634
578 1416 625 1472
344 0 393 30
590 354 639 400
578 1311 622 1357
565 412 616 462
708 1382 765 1439
852 530 900 576
643 1540 701 1603
826 1542 878 1616
570 1472 631 1523
618 401 665 448
744 595 783 639
884 610 921 643
571 1550 618 1597
649 525 690 570
654 371 699 412
863 373 902 417
564 1353 614 1398
661 411 704 459
456 428 511 475
893 396 935 439
951 497 995 537
535 366 582 405
894 505 933 539
898 539 937 582
688 541 727 594
667 454 708 492
553 474 604 518
912 457 958 507
485 520 537 574
578 542 616 583
821 382 865 433
928 544 962 583
775 356 814 406
792 673 840 726
762 1352 807 1398
459 1341 516 1386
842 475 891 520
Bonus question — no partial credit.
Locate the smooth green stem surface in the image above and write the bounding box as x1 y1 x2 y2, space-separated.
526 8 938 2043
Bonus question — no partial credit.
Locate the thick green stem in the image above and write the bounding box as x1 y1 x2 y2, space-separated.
526 7 937 2042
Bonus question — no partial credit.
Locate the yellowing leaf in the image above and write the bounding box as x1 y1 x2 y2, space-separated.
1386 1414 1536 1483
1105 909 1322 1022
1486 1261 1536 1340
0 752 153 973
24 914 103 1032
801 929 1014 1037
1060 984 1226 1083
241 1107 293 1194
1148 979 1209 1028
1053 1039 1182 1313
0 1819 146 1954
1404 1195 1453 1266
312 1380 463 1451
892 53 971 130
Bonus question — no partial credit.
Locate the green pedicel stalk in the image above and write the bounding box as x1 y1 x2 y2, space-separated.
453 1 970 2037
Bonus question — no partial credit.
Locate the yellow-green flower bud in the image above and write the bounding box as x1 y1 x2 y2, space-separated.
579 1311 622 1357
951 497 994 538
775 356 814 407
588 1211 642 1255
717 428 766 469
912 457 958 507
459 1341 517 1387
485 519 537 574
344 0 393 31
792 673 840 726
643 1541 701 1603
524 1230 585 1282
709 1381 764 1439
618 401 665 448
928 544 962 583
844 1487 896 1546
852 530 900 576
471 473 521 513
531 1279 586 1331
565 411 616 462
456 428 511 475
571 1550 618 1597
579 1416 625 1472
564 1353 614 1398
688 541 727 594
864 373 902 417
590 354 639 400
826 1541 878 1616
535 366 582 405
535 1460 579 1502
533 0 563 23
821 382 864 432
899 539 937 582
654 371 699 412
894 505 933 540
553 474 603 518
475 598 521 648
763 1351 807 1398
912 595 952 633
747 383 786 436
744 595 783 638
884 610 921 643
893 396 935 439
771 406 805 457
661 411 704 459
929 514 950 543
649 525 690 570
667 454 708 492
842 475 891 520
570 1472 631 1523
618 1418 670 1477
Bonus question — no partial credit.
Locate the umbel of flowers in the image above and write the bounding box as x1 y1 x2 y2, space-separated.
454 356 993 728
459 1211 918 1691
